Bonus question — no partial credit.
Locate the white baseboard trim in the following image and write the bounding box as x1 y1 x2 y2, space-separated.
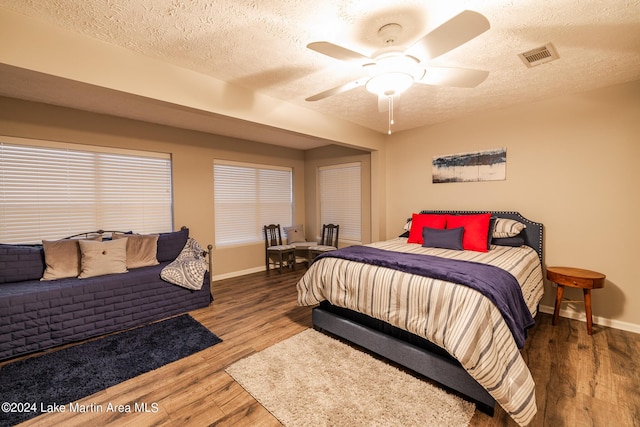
212 261 308 282
212 266 265 281
538 304 640 334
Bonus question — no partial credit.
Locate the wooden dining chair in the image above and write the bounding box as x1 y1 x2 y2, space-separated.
263 224 296 273
308 224 339 262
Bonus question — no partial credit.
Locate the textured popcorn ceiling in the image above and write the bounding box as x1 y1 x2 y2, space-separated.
1 0 639 147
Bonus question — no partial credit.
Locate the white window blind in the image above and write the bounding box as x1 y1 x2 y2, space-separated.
214 160 292 246
0 138 173 244
319 162 361 242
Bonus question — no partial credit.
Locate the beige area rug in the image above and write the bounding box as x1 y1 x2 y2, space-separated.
226 329 474 426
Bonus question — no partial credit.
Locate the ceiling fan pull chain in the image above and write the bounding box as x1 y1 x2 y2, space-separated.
390 96 395 125
388 96 393 135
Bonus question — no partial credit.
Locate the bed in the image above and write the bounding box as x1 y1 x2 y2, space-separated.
297 211 544 426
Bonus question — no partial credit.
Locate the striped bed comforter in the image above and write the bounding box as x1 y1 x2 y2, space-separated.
297 238 544 426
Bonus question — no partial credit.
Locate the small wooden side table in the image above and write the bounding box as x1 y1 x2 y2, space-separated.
547 266 605 335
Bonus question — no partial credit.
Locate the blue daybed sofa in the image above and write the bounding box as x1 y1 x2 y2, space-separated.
0 227 212 361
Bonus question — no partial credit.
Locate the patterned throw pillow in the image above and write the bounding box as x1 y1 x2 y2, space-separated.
160 238 207 290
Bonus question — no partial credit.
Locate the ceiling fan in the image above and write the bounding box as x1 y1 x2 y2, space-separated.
305 10 490 133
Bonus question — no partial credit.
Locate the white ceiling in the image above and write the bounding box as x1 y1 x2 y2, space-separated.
1 0 639 150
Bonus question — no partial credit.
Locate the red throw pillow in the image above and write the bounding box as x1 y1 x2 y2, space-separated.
446 213 492 252
407 213 447 244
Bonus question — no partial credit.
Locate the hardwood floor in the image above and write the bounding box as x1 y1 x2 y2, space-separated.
12 268 640 427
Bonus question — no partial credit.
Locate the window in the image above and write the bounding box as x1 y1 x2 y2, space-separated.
0 137 173 244
214 160 292 246
318 162 361 243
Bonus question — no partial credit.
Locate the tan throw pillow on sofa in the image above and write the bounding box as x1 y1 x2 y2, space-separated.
78 238 128 279
113 233 159 269
41 236 102 281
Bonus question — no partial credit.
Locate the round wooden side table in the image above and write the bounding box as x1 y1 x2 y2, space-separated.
547 266 605 335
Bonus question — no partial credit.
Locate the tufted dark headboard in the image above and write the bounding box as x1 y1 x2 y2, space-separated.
419 210 544 263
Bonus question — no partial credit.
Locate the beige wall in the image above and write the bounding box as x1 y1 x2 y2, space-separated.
0 97 307 277
2 79 638 331
384 80 640 330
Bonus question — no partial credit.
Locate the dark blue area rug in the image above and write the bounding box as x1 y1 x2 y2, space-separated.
0 314 221 426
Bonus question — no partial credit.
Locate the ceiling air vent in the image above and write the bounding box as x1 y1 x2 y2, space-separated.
518 43 559 67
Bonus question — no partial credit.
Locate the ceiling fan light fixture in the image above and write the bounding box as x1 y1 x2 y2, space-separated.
305 10 492 135
371 53 424 77
365 72 414 97
365 71 413 135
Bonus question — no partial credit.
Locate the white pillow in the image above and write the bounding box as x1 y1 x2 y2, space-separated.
284 225 306 243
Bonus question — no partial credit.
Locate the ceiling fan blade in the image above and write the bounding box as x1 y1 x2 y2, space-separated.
305 79 367 101
307 41 370 62
407 10 490 61
417 67 489 88
378 94 401 112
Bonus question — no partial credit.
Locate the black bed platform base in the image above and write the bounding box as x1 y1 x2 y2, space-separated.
312 306 496 416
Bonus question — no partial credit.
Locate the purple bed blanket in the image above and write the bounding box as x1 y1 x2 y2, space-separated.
315 246 534 348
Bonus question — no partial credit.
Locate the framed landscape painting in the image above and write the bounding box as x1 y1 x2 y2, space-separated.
432 148 506 183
